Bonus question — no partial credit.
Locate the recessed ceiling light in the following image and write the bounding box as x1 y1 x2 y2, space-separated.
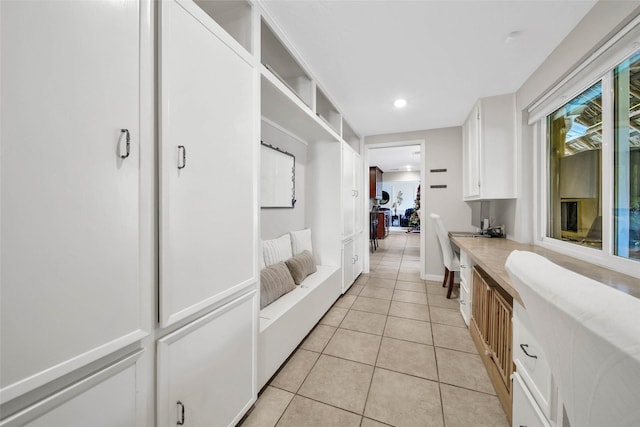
394 98 407 108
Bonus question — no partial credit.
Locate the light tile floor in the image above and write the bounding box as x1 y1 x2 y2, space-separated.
240 232 509 427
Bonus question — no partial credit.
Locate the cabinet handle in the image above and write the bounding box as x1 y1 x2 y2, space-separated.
520 344 538 359
176 401 185 425
354 190 358 197
178 145 186 169
120 129 130 159
354 254 358 261
460 299 466 305
460 264 467 269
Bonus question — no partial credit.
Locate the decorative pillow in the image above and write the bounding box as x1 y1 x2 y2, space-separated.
260 262 296 309
285 250 317 285
262 234 293 266
290 228 313 255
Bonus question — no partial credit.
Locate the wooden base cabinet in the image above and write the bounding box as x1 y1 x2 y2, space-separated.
157 291 257 427
470 267 513 421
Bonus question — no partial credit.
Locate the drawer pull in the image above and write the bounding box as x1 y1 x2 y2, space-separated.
177 401 185 425
520 344 538 359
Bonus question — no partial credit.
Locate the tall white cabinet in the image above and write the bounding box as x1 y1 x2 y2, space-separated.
1 0 148 416
342 142 364 291
462 94 517 200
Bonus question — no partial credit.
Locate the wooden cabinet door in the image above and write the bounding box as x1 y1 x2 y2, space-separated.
159 0 256 327
157 292 257 427
1 0 145 401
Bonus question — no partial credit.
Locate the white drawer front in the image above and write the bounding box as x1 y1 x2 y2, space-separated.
460 250 472 284
512 372 551 427
459 278 471 326
513 303 554 419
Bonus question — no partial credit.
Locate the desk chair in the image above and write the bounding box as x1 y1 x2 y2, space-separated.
430 213 460 299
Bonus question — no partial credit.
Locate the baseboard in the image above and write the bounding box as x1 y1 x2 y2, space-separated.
425 274 444 282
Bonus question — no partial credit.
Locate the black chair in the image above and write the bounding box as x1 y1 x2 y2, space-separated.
400 208 414 227
370 212 378 252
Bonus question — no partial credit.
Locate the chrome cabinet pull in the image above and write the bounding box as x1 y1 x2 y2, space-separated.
178 145 186 169
120 129 130 159
177 401 185 425
520 344 538 359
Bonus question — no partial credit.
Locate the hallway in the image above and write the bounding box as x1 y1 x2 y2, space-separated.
240 232 508 426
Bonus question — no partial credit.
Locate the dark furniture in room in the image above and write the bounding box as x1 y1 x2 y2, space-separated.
400 208 414 227
375 210 390 239
369 166 383 199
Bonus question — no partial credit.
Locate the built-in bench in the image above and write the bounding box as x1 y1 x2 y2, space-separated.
257 264 341 389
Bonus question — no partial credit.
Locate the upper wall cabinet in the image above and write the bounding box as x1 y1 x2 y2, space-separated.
159 0 256 327
0 0 147 403
316 87 342 135
342 119 360 153
462 94 517 200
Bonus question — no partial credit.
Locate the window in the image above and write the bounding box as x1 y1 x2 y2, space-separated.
542 50 640 264
547 82 602 249
614 52 640 260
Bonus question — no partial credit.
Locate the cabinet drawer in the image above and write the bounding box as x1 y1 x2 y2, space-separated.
513 303 554 420
460 250 472 284
512 372 551 427
459 278 471 326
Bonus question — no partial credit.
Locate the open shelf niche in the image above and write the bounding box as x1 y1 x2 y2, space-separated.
261 19 313 108
342 119 360 153
193 0 252 52
315 86 341 135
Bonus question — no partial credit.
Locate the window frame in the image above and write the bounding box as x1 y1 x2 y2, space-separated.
531 18 640 278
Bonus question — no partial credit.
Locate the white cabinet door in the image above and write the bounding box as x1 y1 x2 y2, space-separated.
354 152 363 234
342 239 355 292
1 0 145 402
342 144 355 237
353 234 363 279
463 104 481 199
159 0 256 326
157 291 257 427
512 372 552 427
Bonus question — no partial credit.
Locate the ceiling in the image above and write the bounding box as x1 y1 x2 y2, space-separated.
369 145 421 173
260 0 598 137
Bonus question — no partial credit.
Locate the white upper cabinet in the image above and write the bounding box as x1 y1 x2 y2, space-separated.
1 0 146 402
159 0 256 327
462 94 517 200
342 143 362 238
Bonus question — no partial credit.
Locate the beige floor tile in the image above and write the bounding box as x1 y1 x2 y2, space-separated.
276 395 362 427
351 296 391 315
383 316 433 345
334 294 357 309
346 284 365 297
393 289 428 305
365 277 396 289
298 355 374 414
319 307 348 327
395 280 426 293
359 285 394 300
376 337 438 381
388 300 430 322
270 349 320 393
361 418 392 427
340 309 387 335
323 328 382 365
239 386 293 427
377 260 402 269
354 274 370 285
435 347 495 394
426 283 446 295
370 268 399 280
364 368 444 427
428 293 459 310
440 384 508 427
396 271 424 283
300 324 336 352
429 306 465 328
431 323 477 354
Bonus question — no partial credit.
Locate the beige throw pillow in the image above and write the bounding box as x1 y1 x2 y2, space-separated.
260 262 296 309
285 250 317 285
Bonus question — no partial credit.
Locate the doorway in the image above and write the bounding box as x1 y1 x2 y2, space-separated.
364 139 426 277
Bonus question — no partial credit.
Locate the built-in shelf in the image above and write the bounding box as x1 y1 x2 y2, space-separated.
261 71 339 144
261 19 313 108
193 0 252 52
316 87 341 134
342 119 360 153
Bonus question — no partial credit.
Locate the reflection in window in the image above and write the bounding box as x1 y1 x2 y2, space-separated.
547 82 602 249
614 52 640 261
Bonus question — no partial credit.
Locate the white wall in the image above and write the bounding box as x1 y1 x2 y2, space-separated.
260 121 307 239
365 127 473 281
